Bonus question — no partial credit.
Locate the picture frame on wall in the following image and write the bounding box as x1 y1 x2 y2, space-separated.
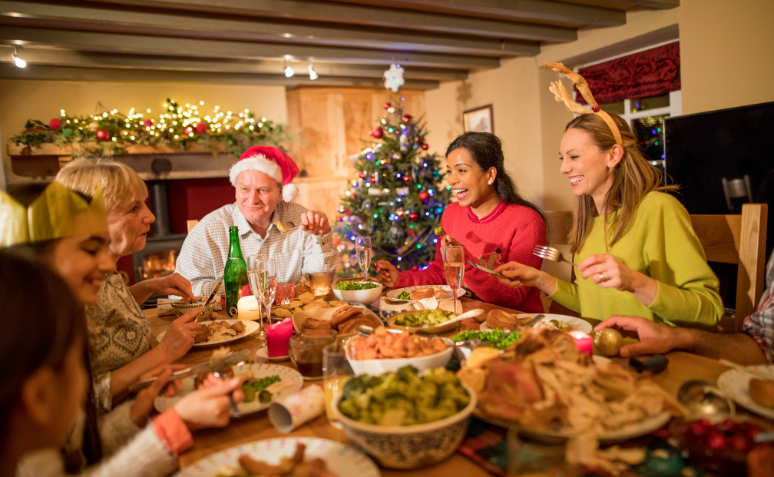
463 104 494 134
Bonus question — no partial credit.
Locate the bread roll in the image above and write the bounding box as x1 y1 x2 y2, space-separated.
486 309 520 330
749 379 774 408
331 306 362 327
410 288 434 300
303 318 332 330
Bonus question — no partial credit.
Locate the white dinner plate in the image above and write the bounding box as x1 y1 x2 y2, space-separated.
386 285 465 300
155 363 302 416
717 364 774 419
479 313 592 334
172 437 380 477
157 319 260 347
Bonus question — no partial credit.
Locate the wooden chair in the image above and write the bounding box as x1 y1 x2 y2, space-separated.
540 211 579 316
690 203 768 333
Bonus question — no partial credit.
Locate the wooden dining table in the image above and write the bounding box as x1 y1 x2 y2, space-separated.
145 297 737 476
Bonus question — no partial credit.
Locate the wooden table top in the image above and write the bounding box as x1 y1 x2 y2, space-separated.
145 298 736 476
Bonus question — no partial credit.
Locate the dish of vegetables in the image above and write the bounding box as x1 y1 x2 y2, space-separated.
338 366 471 426
334 281 380 290
452 329 523 350
396 291 411 300
393 308 457 327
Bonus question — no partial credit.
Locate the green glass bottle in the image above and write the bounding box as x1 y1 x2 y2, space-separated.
223 226 248 318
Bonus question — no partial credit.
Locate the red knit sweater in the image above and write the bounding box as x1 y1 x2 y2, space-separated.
394 201 546 312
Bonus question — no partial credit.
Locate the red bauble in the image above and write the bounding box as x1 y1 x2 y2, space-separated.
144 119 154 128
408 212 419 221
369 127 384 139
401 114 412 123
410 264 419 271
418 191 430 202
592 105 600 113
49 118 61 130
95 129 111 141
359 171 365 178
383 102 391 110
421 143 429 150
195 122 207 134
402 175 411 183
186 126 194 135
344 208 351 216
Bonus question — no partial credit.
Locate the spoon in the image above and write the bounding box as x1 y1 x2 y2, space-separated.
676 380 735 418
418 308 485 327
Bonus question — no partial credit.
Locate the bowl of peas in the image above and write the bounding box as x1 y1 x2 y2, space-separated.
387 308 461 334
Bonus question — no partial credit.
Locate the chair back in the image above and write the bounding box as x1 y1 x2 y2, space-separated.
690 203 768 332
540 211 578 316
187 220 199 233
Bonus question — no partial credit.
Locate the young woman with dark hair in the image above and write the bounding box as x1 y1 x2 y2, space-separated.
375 131 547 311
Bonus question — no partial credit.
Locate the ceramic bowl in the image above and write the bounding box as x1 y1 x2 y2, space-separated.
171 299 213 318
332 281 383 306
387 311 461 335
346 337 454 376
331 382 477 469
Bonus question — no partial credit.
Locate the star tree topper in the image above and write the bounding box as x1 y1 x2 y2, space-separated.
383 63 405 92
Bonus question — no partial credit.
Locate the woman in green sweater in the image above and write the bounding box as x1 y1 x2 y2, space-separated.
493 63 723 327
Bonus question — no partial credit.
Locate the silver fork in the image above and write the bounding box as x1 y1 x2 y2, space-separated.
533 245 578 267
213 369 241 418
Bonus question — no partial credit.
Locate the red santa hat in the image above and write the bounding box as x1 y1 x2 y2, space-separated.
229 146 300 202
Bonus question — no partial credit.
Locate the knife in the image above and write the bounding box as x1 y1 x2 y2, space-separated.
196 277 224 321
519 314 546 327
128 349 249 392
467 260 509 280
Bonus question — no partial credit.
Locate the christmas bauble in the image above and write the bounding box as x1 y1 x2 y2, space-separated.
49 118 61 130
62 128 73 137
144 119 154 128
411 264 419 271
408 212 419 221
401 114 412 123
369 127 384 139
186 126 194 135
402 175 411 183
95 129 111 141
421 143 429 150
195 122 207 134
88 122 99 132
344 208 351 216
419 191 430 202
383 102 391 110
359 171 365 178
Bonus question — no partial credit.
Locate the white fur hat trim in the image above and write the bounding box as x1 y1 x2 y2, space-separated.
282 183 299 202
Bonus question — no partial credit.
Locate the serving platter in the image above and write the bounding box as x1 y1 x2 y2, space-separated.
386 285 465 301
387 311 461 334
291 306 382 337
173 437 379 477
479 313 592 334
157 319 260 347
717 364 774 419
155 363 303 416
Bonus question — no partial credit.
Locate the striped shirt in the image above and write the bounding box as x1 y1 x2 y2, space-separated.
175 201 340 296
743 251 774 364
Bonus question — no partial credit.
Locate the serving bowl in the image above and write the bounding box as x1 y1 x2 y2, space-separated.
171 298 213 318
331 382 477 469
332 281 383 306
291 306 382 339
387 311 460 335
346 336 454 376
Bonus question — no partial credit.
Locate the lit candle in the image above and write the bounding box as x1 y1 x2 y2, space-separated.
267 318 293 358
568 330 593 357
237 296 261 321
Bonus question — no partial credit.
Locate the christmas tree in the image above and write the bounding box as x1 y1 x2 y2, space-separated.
335 99 451 278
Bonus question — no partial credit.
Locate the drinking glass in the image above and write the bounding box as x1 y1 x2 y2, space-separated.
442 246 464 314
247 254 269 335
310 271 332 297
355 237 372 282
288 330 336 381
323 341 354 429
249 257 277 329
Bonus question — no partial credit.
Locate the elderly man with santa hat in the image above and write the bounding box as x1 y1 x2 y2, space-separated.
175 146 340 296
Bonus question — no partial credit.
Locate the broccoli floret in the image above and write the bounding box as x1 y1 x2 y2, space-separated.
342 375 382 400
397 365 419 382
339 399 359 419
242 385 256 403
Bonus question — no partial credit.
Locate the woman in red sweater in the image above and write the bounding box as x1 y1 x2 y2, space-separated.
374 132 547 312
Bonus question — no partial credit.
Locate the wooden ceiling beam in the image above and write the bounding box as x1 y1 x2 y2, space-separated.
0 26 501 69
88 0 577 43
0 62 441 89
0 1 538 57
330 0 626 27
0 46 468 80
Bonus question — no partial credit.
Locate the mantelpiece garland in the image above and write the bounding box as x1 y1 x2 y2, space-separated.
10 98 294 158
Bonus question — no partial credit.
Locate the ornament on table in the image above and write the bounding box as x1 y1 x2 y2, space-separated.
402 175 411 184
144 119 154 128
419 191 430 203
383 102 391 110
384 63 405 92
369 126 384 139
95 129 111 141
49 118 61 130
401 114 412 123
408 212 419 221
195 122 207 134
399 133 409 152
62 128 73 137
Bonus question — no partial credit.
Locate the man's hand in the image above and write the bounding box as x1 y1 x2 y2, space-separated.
300 211 330 235
156 308 203 362
594 316 683 357
374 260 400 287
142 273 195 300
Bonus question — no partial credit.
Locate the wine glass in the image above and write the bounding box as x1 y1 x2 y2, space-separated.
442 246 465 314
355 237 372 282
249 257 277 333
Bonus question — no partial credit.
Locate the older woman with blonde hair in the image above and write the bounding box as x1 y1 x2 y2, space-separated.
494 63 723 327
56 158 201 413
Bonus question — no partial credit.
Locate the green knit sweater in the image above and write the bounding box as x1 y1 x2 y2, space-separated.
549 191 723 326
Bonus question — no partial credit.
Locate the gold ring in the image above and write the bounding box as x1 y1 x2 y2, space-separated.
599 273 605 281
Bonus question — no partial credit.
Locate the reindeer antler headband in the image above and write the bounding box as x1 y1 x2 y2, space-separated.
544 62 623 147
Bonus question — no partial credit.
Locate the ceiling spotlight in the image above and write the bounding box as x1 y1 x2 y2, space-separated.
308 62 318 80
284 60 294 78
12 46 26 68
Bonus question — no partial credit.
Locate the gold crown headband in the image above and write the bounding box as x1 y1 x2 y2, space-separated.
0 182 108 247
544 62 623 147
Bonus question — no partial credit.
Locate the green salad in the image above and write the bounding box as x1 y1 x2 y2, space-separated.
242 375 280 404
338 366 470 426
394 308 456 327
396 291 411 300
453 329 523 350
334 281 379 290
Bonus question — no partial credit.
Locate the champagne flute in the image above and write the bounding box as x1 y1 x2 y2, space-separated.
247 254 268 339
442 246 465 314
355 237 372 282
249 257 277 331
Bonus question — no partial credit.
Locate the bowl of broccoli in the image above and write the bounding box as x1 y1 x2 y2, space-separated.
331 366 476 469
332 280 383 306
